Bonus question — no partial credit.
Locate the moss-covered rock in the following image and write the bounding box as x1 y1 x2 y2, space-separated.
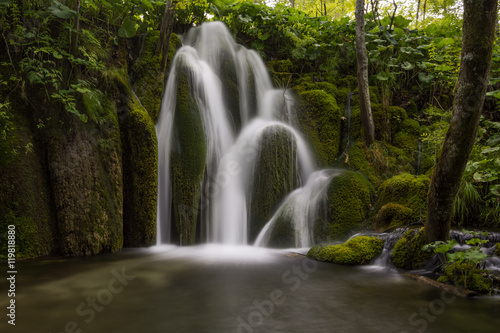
337 141 379 186
393 131 418 152
387 106 408 137
326 171 375 239
0 110 57 259
391 228 432 270
307 236 383 265
47 104 123 256
437 262 492 294
121 97 158 247
220 52 241 131
295 89 341 167
170 63 207 245
374 203 414 232
495 243 500 256
131 32 182 123
376 173 430 223
249 125 298 242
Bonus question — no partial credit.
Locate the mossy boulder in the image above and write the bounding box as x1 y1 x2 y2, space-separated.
121 98 158 247
0 111 57 259
47 105 123 256
326 171 375 240
437 262 492 294
295 89 341 167
249 125 298 242
336 141 379 186
170 62 207 245
307 236 383 265
391 228 432 270
495 243 500 256
374 203 414 232
393 131 418 153
376 173 430 223
131 32 182 123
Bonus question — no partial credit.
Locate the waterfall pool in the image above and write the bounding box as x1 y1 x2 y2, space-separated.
2 245 499 333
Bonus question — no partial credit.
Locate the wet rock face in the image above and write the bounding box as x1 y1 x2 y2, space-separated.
48 111 124 256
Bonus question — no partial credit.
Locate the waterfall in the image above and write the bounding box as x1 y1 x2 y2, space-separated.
156 22 327 247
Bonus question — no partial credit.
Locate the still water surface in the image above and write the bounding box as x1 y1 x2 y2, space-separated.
1 245 499 333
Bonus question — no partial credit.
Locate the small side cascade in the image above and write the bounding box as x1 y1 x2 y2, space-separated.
343 91 353 153
255 169 341 248
416 141 423 175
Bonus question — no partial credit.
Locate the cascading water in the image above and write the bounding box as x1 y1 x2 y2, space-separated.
156 21 324 247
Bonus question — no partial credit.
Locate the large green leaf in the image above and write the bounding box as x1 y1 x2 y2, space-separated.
118 17 138 38
401 61 415 71
48 0 76 19
418 73 434 84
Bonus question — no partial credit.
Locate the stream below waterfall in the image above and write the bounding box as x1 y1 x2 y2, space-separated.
2 245 499 333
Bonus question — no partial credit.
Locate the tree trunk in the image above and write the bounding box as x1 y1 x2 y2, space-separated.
290 0 295 8
416 0 421 26
156 0 177 71
355 0 375 146
71 0 80 57
425 0 498 243
423 0 427 21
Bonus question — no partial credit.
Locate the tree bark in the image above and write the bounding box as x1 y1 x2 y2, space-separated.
425 0 498 243
156 0 178 71
416 0 421 26
355 0 375 146
71 0 80 57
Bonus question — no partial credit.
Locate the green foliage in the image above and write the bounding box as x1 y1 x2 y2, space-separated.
437 262 492 294
423 230 492 293
307 236 383 265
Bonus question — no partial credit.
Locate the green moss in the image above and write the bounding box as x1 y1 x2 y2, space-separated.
439 262 492 294
326 171 375 239
170 64 207 245
131 32 182 123
121 97 158 247
387 106 408 137
337 75 357 90
376 173 430 222
296 89 341 167
307 236 383 265
47 100 123 256
374 203 414 232
393 131 418 152
405 99 419 118
391 228 432 269
495 243 500 256
401 119 420 136
220 54 241 131
371 103 389 141
337 142 379 186
249 126 298 242
0 112 56 259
